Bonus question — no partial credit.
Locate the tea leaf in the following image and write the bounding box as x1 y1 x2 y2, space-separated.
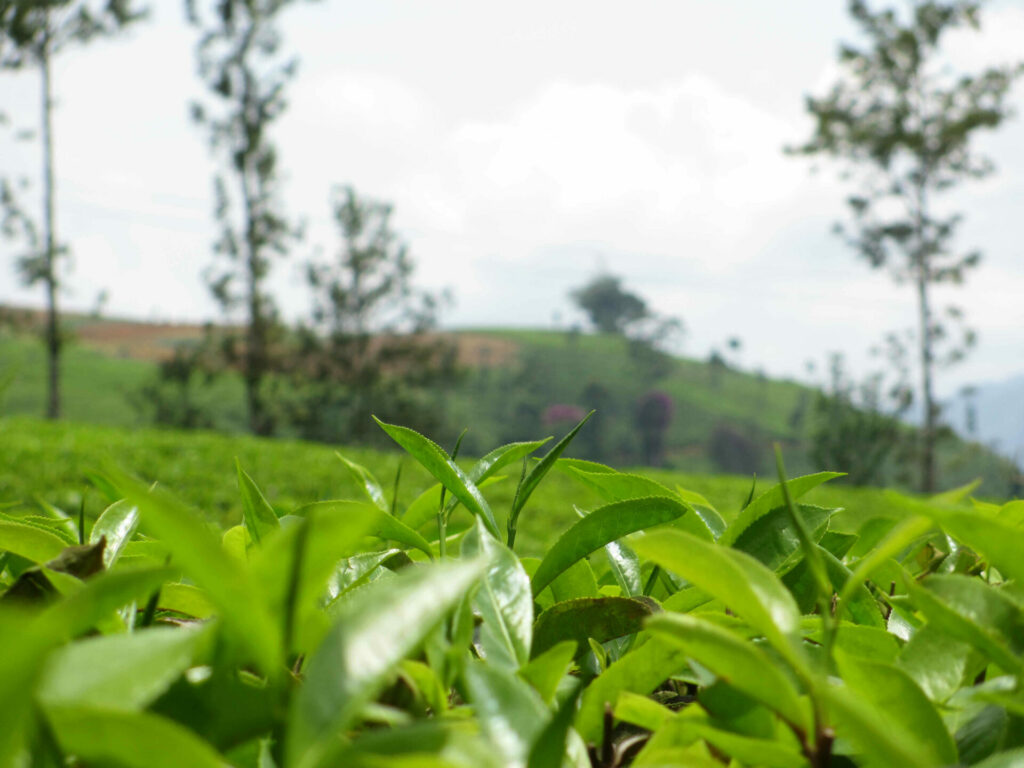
336 453 389 512
104 468 281 673
647 612 810 732
0 519 68 564
463 517 533 670
719 471 843 547
532 496 689 597
294 500 433 558
288 557 486 768
374 418 500 539
38 626 207 712
236 460 280 544
89 500 139 569
836 653 957 765
464 660 549 768
519 640 577 704
631 529 807 672
47 708 227 768
532 596 658 659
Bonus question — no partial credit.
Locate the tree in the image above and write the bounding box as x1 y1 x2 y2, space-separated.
635 390 673 467
1 0 146 419
289 186 456 444
790 0 1021 491
186 0 304 435
810 352 906 486
570 274 648 335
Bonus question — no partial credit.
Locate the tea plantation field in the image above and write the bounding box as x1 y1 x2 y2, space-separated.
0 415 896 555
3 414 1023 767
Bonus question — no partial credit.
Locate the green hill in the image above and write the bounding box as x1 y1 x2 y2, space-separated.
0 318 1017 496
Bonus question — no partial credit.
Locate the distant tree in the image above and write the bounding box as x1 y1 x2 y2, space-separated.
707 349 726 389
707 424 761 475
959 384 978 437
133 343 219 430
790 0 1022 491
579 380 612 461
635 390 673 467
186 0 305 435
810 353 907 486
570 274 648 335
726 336 743 368
289 186 456 444
1 0 147 419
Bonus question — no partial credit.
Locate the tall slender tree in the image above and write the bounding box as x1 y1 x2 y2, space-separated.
186 0 303 435
289 185 456 445
790 0 1021 491
0 0 146 419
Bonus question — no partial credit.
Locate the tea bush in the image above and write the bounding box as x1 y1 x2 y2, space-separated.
1 414 1022 766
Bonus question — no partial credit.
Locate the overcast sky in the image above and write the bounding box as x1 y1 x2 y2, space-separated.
1 0 1022 396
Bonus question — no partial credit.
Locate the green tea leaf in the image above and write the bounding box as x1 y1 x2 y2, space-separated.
39 565 176 639
159 583 215 618
631 529 806 672
288 558 486 768
236 460 280 544
519 640 577 704
604 540 642 596
822 684 932 768
89 500 139 569
576 636 691 742
532 596 658 659
730 503 836 574
48 707 228 768
838 514 934 611
0 519 68 563
613 690 674 732
526 680 584 768
336 453 389 512
512 412 594 522
898 625 973 703
675 487 727 540
908 574 1024 673
836 653 957 766
464 660 550 768
686 722 807 768
719 471 843 547
294 500 433 558
251 506 379 653
566 466 675 503
463 517 533 669
401 476 506 534
647 612 810 732
374 418 500 539
38 626 207 712
0 608 54 765
469 439 551 485
104 468 280 673
532 496 689 597
973 749 1024 768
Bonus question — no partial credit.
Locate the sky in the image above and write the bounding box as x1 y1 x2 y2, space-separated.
1 0 1023 397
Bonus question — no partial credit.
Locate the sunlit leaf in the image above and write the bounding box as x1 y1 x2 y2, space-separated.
288 558 486 768
532 496 689 596
462 517 533 669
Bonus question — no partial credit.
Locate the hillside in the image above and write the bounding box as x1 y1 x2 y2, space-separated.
0 311 1018 495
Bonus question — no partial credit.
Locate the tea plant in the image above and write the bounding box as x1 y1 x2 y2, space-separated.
1 414 1023 766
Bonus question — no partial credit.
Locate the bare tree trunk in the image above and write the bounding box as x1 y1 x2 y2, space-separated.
916 271 936 493
40 22 61 420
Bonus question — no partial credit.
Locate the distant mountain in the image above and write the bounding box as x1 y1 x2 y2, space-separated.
945 373 1024 464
